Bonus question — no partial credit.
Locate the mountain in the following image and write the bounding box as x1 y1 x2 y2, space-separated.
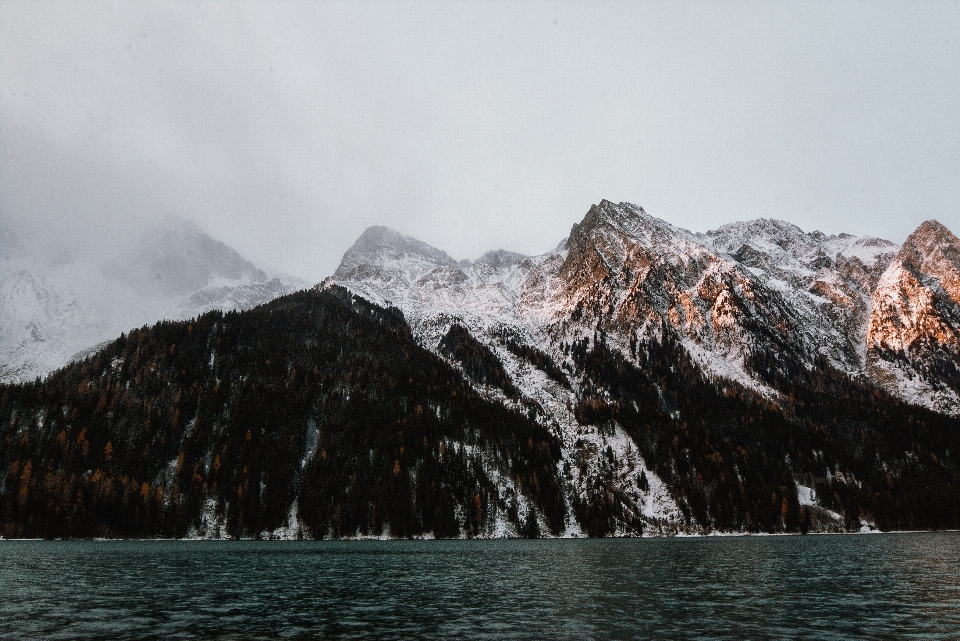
330 205 865 392
114 215 268 297
867 220 960 414
3 201 960 539
325 201 960 534
0 288 567 539
0 216 302 384
703 218 896 373
520 202 822 384
332 201 957 412
328 225 537 331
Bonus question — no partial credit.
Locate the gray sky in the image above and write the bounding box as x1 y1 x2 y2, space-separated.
3 1 959 281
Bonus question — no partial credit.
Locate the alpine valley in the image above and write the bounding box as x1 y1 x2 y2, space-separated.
3 201 960 539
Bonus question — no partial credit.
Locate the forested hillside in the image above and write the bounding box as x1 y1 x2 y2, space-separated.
567 328 960 534
3 285 960 539
0 287 565 539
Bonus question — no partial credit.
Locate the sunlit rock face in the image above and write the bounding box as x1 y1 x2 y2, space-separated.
867 220 960 414
330 201 960 418
519 201 818 383
703 217 896 373
518 201 901 385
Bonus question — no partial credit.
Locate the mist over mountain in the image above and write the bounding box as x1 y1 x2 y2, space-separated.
0 215 302 383
112 216 267 296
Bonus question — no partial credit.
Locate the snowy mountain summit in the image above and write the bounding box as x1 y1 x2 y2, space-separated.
330 200 948 412
321 200 960 534
867 220 960 413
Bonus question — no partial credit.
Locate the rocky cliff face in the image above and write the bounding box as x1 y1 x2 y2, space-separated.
331 202 960 416
520 201 821 389
867 220 960 413
704 218 896 372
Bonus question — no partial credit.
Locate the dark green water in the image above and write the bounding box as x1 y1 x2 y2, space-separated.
2 534 959 640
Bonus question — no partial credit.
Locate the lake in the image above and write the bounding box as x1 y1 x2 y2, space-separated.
2 534 959 640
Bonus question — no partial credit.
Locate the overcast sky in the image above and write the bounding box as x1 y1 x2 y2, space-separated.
3 1 959 281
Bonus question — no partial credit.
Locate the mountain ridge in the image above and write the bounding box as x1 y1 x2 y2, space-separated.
331 203 952 413
866 218 960 414
4 202 960 539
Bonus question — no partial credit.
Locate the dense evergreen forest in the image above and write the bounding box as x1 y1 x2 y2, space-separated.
2 287 959 539
567 327 960 534
0 288 564 539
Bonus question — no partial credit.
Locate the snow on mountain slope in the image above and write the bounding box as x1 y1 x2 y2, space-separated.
703 218 897 371
867 220 960 414
329 225 542 330
0 216 302 383
179 277 295 318
327 219 686 533
521 201 837 382
0 267 88 381
327 201 960 529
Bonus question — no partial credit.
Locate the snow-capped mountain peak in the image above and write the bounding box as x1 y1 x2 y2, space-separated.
334 226 459 277
869 219 960 352
894 219 960 302
864 219 960 413
328 202 960 418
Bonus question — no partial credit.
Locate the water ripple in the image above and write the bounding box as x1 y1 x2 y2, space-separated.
1 534 959 640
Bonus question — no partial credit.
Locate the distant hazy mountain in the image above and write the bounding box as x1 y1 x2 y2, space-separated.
0 215 302 383
114 215 269 296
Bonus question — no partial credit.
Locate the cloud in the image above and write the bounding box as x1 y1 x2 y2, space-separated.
3 1 960 281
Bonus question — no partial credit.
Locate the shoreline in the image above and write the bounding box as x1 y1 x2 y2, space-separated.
2 529 957 543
